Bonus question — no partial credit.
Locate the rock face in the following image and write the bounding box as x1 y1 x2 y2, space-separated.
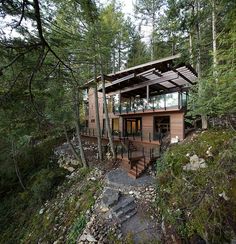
111 196 136 224
101 188 120 208
183 154 206 171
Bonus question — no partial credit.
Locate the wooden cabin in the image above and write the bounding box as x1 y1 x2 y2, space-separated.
82 54 197 178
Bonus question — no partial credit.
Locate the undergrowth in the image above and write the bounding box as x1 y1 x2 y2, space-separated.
156 129 236 243
0 134 101 244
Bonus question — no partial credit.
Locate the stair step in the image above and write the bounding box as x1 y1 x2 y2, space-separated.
115 202 136 219
136 161 146 167
128 172 137 179
136 163 145 170
112 196 135 214
119 209 137 224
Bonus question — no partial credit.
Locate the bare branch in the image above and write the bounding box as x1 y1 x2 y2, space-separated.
14 0 26 28
28 47 49 117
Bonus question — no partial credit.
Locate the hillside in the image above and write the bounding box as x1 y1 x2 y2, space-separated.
156 129 236 243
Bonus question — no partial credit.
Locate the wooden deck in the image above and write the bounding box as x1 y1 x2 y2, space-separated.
117 153 159 179
80 132 160 178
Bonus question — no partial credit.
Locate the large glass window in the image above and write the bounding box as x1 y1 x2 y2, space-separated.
113 94 120 113
165 92 178 107
124 118 142 136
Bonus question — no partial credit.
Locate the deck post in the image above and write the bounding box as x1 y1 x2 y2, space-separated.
146 85 149 105
164 94 166 110
119 91 121 113
149 132 151 142
178 92 180 109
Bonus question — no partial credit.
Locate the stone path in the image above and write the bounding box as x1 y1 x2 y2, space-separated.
77 167 160 243
104 168 160 243
111 195 136 224
105 168 155 189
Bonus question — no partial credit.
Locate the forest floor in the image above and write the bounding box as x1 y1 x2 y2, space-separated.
53 138 161 243
3 129 235 243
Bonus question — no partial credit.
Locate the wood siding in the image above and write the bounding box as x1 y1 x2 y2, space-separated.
85 88 185 141
86 88 119 132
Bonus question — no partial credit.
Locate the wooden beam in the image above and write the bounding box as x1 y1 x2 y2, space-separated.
172 69 194 85
137 75 168 90
105 73 135 88
152 70 182 88
153 70 162 77
103 74 114 81
136 68 155 77
120 73 179 94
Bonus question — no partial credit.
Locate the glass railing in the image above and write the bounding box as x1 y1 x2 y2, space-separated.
113 92 187 114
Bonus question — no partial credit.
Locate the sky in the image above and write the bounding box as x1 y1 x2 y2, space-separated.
100 0 152 43
1 0 152 43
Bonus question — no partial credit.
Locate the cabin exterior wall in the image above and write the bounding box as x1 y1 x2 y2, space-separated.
85 88 185 142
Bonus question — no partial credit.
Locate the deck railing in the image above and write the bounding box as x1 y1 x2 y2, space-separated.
80 127 163 144
113 91 187 114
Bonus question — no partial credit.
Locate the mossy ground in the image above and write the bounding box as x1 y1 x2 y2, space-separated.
0 135 102 244
156 129 236 243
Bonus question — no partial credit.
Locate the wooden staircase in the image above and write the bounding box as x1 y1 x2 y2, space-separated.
128 156 148 179
119 155 150 179
117 137 160 179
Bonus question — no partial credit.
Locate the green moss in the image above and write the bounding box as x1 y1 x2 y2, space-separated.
156 129 236 242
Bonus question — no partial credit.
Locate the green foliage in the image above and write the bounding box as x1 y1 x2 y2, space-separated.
156 129 236 242
67 214 86 244
30 168 65 203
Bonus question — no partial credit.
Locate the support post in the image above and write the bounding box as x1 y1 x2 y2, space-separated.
178 92 180 109
164 94 166 110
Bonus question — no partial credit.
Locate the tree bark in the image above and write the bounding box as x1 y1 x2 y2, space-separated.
63 124 81 163
93 64 103 161
195 0 208 129
189 31 193 65
212 0 218 81
11 139 26 191
74 90 88 168
101 73 115 158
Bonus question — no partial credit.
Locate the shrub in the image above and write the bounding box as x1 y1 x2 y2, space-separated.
30 168 65 203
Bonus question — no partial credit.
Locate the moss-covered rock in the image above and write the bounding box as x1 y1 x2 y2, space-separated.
156 129 236 243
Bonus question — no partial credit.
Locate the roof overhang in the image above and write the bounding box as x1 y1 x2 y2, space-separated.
85 54 198 94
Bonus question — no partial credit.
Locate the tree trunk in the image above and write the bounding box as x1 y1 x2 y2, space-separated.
93 64 103 161
151 9 155 60
74 90 88 168
63 124 81 163
101 73 115 158
11 139 26 191
118 40 121 71
189 31 193 65
212 0 218 81
195 0 208 129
